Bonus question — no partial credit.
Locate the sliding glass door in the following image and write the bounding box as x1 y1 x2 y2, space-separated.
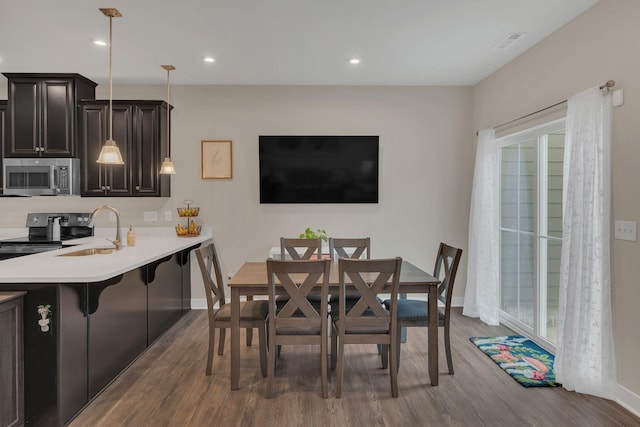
499 121 564 347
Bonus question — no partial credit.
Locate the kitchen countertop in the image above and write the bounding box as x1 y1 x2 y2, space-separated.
0 227 212 284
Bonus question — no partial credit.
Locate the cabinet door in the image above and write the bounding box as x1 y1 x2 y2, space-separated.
0 100 6 192
133 104 170 197
88 270 147 398
0 294 24 427
147 254 183 343
80 103 133 196
133 104 161 196
40 79 75 157
6 79 39 157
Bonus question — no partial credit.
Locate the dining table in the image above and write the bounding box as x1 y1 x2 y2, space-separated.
227 259 441 390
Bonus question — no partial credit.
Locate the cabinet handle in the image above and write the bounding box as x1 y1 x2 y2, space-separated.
101 186 105 190
106 186 111 191
135 185 140 191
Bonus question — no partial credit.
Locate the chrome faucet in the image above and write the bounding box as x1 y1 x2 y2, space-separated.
90 205 122 250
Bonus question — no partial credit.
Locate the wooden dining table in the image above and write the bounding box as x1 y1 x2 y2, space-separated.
227 259 441 390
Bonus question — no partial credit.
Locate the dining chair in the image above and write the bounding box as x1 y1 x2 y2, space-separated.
332 257 402 398
384 242 462 374
328 237 370 262
195 242 268 377
265 258 331 398
327 237 372 329
280 237 322 260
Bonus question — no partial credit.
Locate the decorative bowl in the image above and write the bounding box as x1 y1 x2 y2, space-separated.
177 207 200 217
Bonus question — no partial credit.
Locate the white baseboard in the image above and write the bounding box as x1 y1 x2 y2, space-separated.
617 384 640 418
191 298 207 310
451 296 464 307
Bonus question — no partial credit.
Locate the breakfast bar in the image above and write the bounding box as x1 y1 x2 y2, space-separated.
0 228 212 427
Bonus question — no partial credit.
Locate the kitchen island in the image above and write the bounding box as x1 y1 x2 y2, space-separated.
0 228 212 427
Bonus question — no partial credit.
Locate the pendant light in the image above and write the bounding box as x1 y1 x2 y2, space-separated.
96 8 124 165
159 65 176 174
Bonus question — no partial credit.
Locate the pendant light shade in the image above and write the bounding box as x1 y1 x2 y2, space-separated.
97 8 124 165
159 65 176 174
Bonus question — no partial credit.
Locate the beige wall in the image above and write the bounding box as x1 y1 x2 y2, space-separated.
472 0 640 402
0 84 474 303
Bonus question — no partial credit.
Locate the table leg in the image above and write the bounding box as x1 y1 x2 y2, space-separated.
428 285 439 386
231 287 240 390
245 295 253 346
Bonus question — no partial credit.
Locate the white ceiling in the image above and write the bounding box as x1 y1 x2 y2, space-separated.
0 0 598 87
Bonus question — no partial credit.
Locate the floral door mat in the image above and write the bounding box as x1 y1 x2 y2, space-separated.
469 335 558 387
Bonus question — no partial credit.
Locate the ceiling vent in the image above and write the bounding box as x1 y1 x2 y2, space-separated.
493 33 526 49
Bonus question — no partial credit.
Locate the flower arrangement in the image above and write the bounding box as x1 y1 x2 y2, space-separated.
299 227 328 242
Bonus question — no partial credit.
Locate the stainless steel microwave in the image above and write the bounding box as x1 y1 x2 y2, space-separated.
3 158 81 196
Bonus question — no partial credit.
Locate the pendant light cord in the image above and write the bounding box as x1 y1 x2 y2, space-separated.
108 15 113 141
166 68 171 156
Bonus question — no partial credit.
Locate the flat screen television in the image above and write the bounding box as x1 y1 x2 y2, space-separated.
259 135 379 204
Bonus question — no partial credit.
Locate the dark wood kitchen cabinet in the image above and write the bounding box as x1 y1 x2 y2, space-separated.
0 100 6 193
0 292 25 427
79 100 171 197
147 254 183 344
87 269 147 398
2 73 97 158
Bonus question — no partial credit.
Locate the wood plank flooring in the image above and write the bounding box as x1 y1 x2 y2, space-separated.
69 308 640 427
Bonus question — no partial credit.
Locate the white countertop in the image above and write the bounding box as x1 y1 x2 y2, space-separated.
0 227 212 284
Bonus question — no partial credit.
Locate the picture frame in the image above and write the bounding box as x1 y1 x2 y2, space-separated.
201 140 232 179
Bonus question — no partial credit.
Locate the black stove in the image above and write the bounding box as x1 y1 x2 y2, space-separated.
0 212 94 260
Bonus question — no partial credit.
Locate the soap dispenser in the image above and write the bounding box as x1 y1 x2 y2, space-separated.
52 217 61 241
127 224 136 247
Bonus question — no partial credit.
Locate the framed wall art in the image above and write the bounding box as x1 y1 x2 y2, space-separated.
201 140 232 179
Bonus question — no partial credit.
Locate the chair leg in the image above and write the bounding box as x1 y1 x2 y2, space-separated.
259 323 268 378
396 323 402 373
321 325 328 398
390 335 398 398
217 328 226 356
444 324 454 375
246 328 253 347
381 344 389 369
330 323 337 370
206 324 216 376
266 330 276 398
335 338 344 398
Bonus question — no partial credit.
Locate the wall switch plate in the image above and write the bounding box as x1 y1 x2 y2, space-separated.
108 212 116 222
614 220 636 241
143 211 158 222
164 210 172 221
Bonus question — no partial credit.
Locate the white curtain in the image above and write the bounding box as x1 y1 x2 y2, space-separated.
555 87 616 399
463 128 500 326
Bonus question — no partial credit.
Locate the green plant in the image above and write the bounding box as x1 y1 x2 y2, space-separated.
299 227 328 242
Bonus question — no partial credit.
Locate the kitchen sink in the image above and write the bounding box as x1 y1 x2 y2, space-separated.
57 247 115 256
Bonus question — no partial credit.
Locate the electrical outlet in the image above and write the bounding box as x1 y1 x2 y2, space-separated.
143 211 158 222
164 210 172 221
614 220 637 241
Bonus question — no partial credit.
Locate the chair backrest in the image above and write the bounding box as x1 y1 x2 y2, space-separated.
329 237 371 262
266 258 331 331
433 243 463 312
195 243 226 313
337 257 402 332
280 237 322 260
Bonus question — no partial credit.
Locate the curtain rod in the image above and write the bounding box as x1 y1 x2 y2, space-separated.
475 80 615 136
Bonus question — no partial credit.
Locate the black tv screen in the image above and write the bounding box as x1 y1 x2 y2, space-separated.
259 135 379 204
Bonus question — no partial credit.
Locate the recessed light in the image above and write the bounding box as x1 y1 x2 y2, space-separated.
203 57 215 63
93 39 107 47
348 57 361 65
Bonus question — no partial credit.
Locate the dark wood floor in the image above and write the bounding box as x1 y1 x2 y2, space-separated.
69 308 640 427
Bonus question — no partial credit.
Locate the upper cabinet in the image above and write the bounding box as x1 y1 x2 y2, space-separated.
79 100 171 197
2 73 97 158
0 100 6 192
